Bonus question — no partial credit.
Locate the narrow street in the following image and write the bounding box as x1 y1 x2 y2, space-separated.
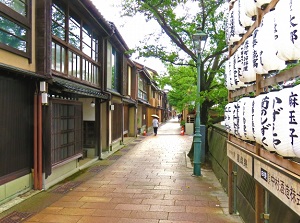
0 119 243 223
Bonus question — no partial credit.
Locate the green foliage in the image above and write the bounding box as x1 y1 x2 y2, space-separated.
160 65 197 111
294 77 300 86
120 0 228 125
180 120 185 126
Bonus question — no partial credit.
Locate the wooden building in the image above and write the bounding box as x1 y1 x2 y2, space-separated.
0 0 138 203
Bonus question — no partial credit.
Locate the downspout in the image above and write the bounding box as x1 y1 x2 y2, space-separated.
95 98 100 159
121 102 124 144
37 94 43 190
135 103 138 137
33 93 38 190
107 92 112 151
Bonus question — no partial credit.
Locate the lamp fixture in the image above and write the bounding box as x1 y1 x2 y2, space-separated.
40 81 48 105
192 27 208 54
41 92 48 105
90 100 95 108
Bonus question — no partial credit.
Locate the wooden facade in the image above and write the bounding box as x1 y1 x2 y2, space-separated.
111 103 123 142
0 0 170 205
0 74 35 185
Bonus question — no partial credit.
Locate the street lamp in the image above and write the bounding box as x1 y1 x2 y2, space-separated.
192 28 208 176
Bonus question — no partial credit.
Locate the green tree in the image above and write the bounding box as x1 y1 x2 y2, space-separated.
160 65 196 112
161 64 227 125
121 0 228 125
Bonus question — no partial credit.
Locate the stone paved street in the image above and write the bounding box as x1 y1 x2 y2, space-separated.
0 119 243 223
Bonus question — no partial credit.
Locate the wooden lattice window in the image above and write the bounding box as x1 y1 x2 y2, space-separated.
51 101 82 165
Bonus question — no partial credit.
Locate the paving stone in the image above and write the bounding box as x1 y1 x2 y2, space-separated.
129 210 168 219
115 204 150 211
2 119 243 223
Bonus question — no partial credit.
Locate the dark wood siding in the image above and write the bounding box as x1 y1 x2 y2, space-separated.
142 106 147 126
36 0 51 77
0 75 34 184
131 66 137 99
124 105 129 133
112 103 122 141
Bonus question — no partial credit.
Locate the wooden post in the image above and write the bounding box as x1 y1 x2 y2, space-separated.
255 183 264 223
228 157 234 214
255 72 263 222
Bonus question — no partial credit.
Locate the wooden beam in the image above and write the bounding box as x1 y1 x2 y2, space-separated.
260 65 300 88
260 148 300 176
229 137 256 154
229 138 300 176
230 84 256 98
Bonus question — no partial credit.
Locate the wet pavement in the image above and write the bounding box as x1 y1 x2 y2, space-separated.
0 118 243 223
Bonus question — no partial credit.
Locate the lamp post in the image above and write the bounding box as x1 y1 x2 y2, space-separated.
192 28 208 176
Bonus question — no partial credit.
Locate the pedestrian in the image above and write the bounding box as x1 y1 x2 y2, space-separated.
178 113 182 122
152 117 159 136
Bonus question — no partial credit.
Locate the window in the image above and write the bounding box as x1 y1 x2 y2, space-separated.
52 41 66 73
82 23 92 57
51 1 100 86
68 14 80 50
0 16 27 51
91 37 98 61
0 0 31 59
128 66 131 96
0 0 27 16
107 42 121 92
51 101 82 165
82 22 98 61
82 58 98 84
112 48 116 89
51 3 65 41
138 75 147 100
68 50 80 78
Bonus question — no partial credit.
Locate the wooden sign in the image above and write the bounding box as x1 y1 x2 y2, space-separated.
227 142 253 175
254 159 300 216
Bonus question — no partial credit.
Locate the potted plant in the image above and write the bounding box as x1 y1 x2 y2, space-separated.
180 120 185 131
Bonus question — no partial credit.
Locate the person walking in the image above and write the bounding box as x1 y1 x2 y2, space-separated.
152 117 159 136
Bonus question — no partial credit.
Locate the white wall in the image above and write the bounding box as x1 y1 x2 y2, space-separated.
79 98 95 121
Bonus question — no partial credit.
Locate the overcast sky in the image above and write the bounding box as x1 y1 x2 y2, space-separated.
91 0 167 74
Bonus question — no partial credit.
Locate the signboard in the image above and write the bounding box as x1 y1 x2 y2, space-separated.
227 143 253 175
254 159 300 216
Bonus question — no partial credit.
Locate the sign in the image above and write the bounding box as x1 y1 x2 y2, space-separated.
227 143 253 175
254 159 300 216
